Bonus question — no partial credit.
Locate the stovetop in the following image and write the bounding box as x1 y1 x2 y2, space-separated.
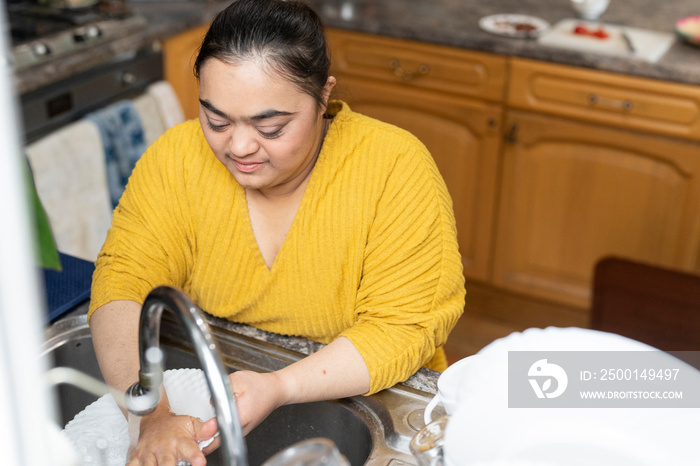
7 0 149 70
7 0 130 43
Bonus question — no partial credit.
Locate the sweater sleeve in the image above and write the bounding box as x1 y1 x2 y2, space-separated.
340 138 466 394
88 123 197 320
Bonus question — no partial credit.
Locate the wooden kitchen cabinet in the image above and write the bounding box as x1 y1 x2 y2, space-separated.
162 24 209 120
494 110 700 308
326 29 507 281
495 58 700 308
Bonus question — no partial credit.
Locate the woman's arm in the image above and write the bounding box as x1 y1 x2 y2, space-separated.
277 336 370 402
90 300 141 395
229 336 370 434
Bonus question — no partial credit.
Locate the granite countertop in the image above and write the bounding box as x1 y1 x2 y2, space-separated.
14 0 700 95
314 0 700 85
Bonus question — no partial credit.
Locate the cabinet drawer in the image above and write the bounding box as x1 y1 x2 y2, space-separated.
508 58 700 142
327 29 507 102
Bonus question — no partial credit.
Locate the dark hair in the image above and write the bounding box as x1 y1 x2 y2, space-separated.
194 0 331 109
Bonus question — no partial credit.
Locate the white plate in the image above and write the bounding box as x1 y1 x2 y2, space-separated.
62 368 216 466
479 14 550 38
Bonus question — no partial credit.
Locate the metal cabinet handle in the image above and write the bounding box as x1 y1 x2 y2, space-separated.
389 58 430 82
588 93 633 111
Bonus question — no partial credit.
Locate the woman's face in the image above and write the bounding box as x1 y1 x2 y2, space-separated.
198 58 334 197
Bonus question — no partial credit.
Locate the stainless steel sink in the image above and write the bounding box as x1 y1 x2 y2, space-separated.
41 313 433 465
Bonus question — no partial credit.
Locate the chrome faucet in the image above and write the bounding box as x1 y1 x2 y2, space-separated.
124 286 247 466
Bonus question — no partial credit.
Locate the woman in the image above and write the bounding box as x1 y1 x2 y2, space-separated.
89 0 466 464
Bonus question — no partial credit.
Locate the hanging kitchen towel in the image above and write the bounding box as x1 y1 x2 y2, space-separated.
25 119 113 262
87 100 147 208
147 80 186 129
133 92 167 147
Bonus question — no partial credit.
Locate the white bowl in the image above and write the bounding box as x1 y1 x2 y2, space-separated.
570 0 610 20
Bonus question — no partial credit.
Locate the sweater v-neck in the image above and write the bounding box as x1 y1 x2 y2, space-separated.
241 187 305 273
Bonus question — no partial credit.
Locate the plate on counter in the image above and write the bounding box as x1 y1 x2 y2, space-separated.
538 19 676 63
479 14 550 38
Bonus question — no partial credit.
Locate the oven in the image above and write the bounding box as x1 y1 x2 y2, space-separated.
7 0 160 142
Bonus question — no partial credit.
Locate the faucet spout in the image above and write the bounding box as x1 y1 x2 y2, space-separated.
125 286 248 466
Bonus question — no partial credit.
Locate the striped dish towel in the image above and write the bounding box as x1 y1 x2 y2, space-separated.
87 100 147 208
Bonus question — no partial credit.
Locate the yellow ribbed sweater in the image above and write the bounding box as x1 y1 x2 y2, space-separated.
89 101 466 394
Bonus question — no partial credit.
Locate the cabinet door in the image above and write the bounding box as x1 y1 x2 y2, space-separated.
335 76 503 281
162 24 209 120
495 110 700 308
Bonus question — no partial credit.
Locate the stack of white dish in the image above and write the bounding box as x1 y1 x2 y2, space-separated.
61 368 216 466
429 327 700 466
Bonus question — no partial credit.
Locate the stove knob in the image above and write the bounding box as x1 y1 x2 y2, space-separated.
74 26 102 43
31 42 51 57
86 25 102 39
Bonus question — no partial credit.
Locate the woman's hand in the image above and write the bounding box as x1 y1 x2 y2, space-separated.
228 370 288 435
126 405 219 466
125 370 289 463
127 336 370 464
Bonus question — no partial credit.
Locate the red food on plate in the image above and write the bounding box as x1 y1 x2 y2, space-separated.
592 28 610 39
573 24 610 40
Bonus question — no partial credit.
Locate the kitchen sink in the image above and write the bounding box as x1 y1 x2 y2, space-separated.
41 312 431 465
